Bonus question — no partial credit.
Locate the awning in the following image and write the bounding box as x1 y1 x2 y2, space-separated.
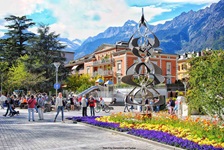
95 78 104 83
72 65 78 70
105 80 113 85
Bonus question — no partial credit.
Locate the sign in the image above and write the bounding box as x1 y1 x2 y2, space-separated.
54 83 61 89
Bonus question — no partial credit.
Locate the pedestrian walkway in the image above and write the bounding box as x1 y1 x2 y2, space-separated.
0 107 179 150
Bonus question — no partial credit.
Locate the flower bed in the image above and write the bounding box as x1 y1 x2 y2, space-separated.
128 129 220 150
67 112 224 150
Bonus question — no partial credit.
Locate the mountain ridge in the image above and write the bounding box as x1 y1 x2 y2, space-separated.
71 0 223 59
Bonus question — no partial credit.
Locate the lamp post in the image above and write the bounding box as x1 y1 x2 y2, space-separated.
182 78 188 96
183 82 187 96
0 56 4 95
1 75 2 95
53 62 61 96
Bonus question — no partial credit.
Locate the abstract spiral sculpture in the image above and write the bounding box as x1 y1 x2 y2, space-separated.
121 9 165 106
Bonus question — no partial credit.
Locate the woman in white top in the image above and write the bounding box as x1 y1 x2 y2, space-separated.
54 92 65 122
81 95 87 116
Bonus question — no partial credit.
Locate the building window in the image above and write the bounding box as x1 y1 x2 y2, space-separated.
166 62 171 74
117 62 121 72
181 64 187 70
87 67 90 74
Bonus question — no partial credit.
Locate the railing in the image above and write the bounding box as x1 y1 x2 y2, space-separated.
92 59 113 66
72 69 84 75
93 70 113 77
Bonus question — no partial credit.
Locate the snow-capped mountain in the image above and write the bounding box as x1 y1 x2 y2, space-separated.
73 20 139 59
72 0 224 59
59 38 82 52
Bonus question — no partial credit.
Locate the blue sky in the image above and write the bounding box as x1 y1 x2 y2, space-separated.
0 0 219 41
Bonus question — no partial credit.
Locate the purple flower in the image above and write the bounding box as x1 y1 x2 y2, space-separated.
67 116 223 150
127 129 223 150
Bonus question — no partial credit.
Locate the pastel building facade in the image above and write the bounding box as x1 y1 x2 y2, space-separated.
177 51 205 80
65 42 178 85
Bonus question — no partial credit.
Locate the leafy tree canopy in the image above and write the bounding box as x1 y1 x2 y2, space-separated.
187 50 224 120
0 15 35 67
65 74 102 93
6 55 47 93
0 15 69 94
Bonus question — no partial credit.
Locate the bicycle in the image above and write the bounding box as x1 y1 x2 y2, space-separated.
95 103 110 113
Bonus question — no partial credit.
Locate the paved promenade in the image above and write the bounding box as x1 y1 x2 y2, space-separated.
0 107 179 150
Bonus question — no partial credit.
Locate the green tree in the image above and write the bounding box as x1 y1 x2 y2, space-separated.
0 58 9 94
187 50 224 120
27 24 68 92
6 55 47 93
65 74 101 93
0 15 35 67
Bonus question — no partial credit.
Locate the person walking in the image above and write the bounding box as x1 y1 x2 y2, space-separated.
3 94 12 117
3 95 17 117
99 97 105 110
167 97 175 115
37 95 45 120
70 96 74 111
145 98 150 115
54 92 65 123
27 95 36 121
81 95 87 116
8 95 17 116
88 95 96 116
129 95 134 112
154 97 160 112
123 95 130 112
149 99 155 112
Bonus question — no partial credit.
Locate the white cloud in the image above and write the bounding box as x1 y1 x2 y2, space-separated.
0 30 4 37
0 0 44 18
0 0 166 40
41 0 171 40
0 0 220 40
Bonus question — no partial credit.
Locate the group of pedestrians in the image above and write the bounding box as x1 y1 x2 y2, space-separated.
145 97 160 114
1 92 59 122
25 92 65 122
1 94 19 117
26 93 50 121
68 95 80 111
1 91 107 122
123 95 160 114
80 95 104 117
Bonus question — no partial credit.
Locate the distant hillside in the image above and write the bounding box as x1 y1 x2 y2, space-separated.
73 0 224 59
74 20 138 59
152 0 224 54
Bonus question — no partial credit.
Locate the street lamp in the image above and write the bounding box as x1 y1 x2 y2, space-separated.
0 56 4 95
53 62 61 96
182 78 188 96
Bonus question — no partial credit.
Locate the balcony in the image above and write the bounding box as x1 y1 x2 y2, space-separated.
72 69 84 75
92 70 113 77
92 59 113 66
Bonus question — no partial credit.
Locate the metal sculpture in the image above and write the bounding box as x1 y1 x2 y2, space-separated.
121 8 165 106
